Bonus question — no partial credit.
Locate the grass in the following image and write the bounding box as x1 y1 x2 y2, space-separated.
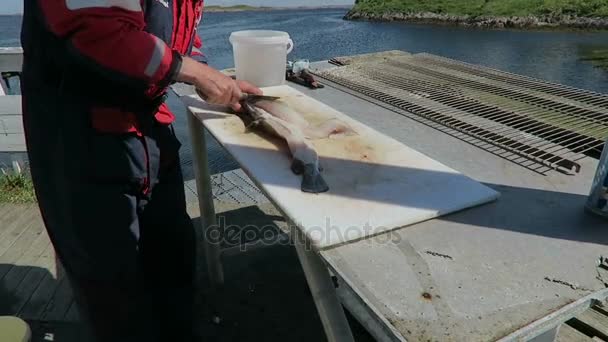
0 170 36 203
350 0 608 17
579 45 608 71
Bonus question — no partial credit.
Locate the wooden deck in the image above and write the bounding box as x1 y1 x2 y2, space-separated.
0 204 78 323
1 202 607 341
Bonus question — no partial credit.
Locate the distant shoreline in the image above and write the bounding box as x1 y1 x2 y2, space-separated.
205 5 352 13
0 5 352 16
344 11 608 30
204 5 269 12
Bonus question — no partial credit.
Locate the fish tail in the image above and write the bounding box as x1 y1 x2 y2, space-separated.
300 163 329 194
291 159 305 175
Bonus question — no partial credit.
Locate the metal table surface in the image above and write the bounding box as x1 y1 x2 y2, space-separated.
183 60 607 342
300 61 608 341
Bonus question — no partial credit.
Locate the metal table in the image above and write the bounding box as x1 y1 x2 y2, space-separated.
183 61 608 342
184 95 355 342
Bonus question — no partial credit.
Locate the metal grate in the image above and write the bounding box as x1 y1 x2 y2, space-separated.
210 169 268 205
314 53 608 174
184 169 269 206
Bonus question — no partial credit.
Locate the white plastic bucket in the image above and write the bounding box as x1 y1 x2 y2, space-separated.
229 30 294 87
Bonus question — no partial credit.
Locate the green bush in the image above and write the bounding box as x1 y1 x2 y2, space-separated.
0 169 36 203
350 0 608 17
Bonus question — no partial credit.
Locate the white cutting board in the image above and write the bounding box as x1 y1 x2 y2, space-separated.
183 85 499 249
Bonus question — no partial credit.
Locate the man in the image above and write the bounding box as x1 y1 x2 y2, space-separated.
20 0 260 341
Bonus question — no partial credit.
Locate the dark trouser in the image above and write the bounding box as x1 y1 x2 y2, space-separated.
23 99 196 341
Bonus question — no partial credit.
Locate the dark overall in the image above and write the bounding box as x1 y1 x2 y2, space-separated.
20 1 205 341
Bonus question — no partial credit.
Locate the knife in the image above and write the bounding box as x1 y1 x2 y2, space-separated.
240 93 281 102
195 88 280 102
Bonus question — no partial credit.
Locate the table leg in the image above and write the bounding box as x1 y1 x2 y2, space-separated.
188 111 224 288
293 230 355 342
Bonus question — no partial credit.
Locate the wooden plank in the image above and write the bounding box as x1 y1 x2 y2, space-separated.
0 205 21 237
18 273 62 320
64 300 80 322
0 116 24 134
2 223 49 280
0 97 26 150
0 204 35 229
557 324 593 342
0 204 28 239
0 203 18 220
41 276 74 321
1 227 50 303
571 309 608 340
0 132 26 152
29 231 57 274
0 211 44 279
17 236 61 320
0 205 43 257
0 96 22 115
0 207 39 260
8 240 54 315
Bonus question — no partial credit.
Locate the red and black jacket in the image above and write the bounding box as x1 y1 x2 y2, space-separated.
21 0 205 134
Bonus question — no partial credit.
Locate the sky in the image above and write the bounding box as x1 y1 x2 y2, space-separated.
0 0 353 15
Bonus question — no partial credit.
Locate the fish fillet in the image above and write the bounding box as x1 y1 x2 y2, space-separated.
255 100 357 139
240 99 356 193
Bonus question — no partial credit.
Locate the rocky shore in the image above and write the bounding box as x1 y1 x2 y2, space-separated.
344 11 608 30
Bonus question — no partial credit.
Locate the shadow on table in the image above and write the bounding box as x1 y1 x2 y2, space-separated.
442 182 608 245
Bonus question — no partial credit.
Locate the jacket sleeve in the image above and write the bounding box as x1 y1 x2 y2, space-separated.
39 0 182 99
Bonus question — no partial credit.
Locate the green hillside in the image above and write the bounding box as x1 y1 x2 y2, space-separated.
350 0 608 17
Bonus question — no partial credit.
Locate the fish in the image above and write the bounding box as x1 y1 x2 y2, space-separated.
254 100 356 139
239 98 356 193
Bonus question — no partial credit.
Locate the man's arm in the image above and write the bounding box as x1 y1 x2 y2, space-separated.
40 0 260 109
40 0 181 99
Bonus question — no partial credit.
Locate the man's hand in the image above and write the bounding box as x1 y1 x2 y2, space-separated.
176 56 261 111
231 80 263 111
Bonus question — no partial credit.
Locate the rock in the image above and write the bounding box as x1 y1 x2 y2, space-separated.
393 13 405 21
381 13 394 21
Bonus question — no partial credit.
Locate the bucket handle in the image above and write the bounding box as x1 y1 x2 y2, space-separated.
286 38 294 54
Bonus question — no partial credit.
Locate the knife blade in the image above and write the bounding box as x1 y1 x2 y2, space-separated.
195 88 280 102
240 93 281 102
